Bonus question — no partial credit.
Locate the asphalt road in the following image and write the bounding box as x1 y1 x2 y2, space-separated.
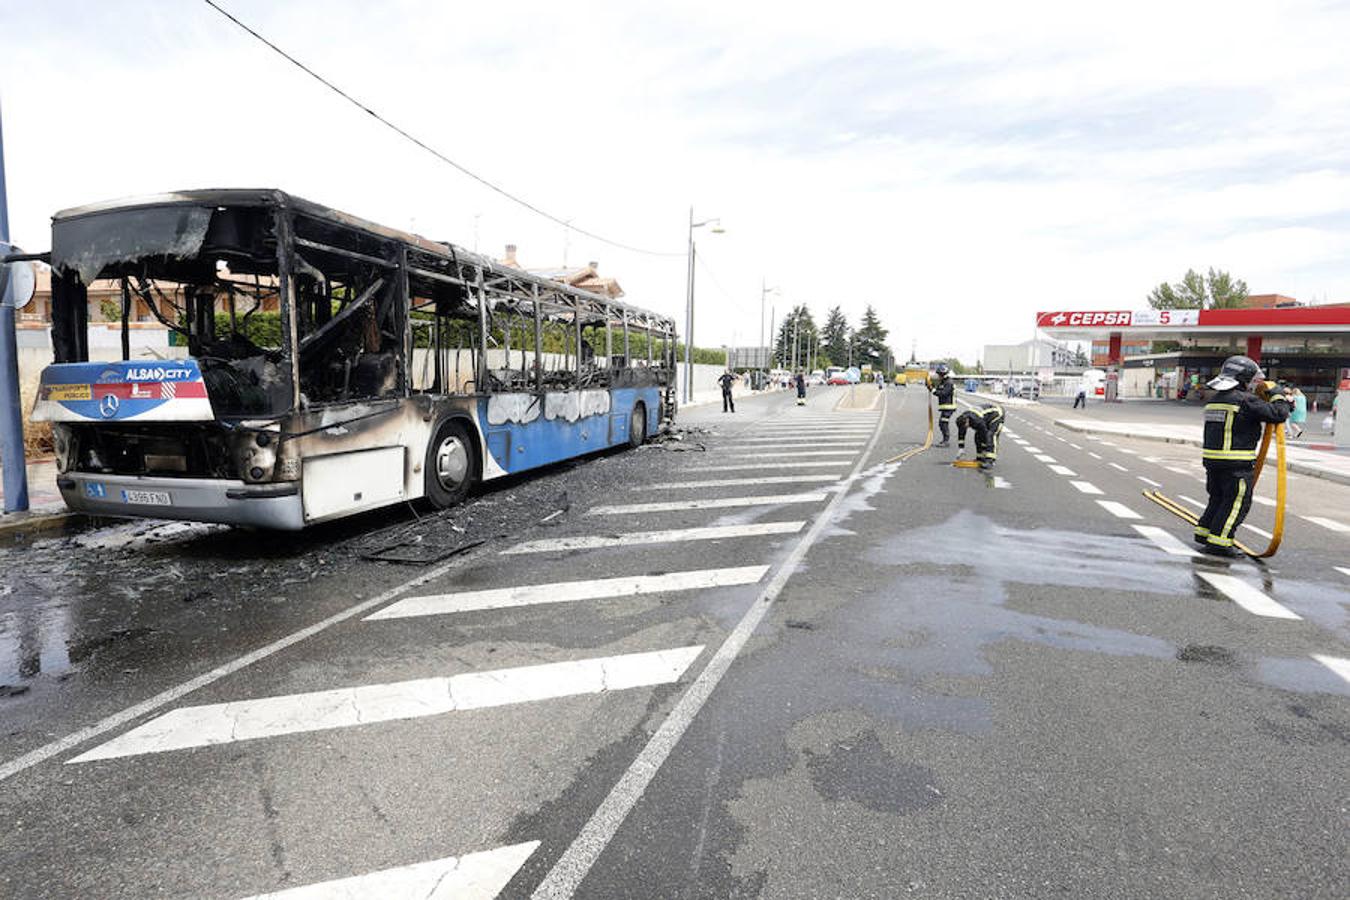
0 386 1347 899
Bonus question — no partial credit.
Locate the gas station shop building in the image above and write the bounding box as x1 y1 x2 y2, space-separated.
1036 304 1350 408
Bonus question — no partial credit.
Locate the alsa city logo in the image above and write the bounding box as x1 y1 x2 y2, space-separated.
1044 311 1132 326
124 366 193 381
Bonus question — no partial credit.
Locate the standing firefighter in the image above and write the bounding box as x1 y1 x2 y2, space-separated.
1195 355 1289 557
929 363 957 447
956 402 1004 469
718 369 738 413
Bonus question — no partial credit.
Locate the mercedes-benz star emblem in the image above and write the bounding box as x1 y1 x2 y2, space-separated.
99 394 120 418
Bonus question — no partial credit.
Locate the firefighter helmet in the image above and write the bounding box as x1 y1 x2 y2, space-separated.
934 363 950 376
1207 355 1263 391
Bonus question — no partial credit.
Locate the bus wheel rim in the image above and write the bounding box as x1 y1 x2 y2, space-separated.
436 436 468 488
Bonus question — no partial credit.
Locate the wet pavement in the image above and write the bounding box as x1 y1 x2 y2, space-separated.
0 387 1347 898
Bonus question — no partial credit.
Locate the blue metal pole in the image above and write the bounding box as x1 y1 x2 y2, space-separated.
0 101 32 512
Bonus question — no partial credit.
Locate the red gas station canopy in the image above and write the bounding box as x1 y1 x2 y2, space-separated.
1035 306 1350 340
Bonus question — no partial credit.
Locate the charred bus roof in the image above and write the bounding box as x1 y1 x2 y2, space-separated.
51 189 675 328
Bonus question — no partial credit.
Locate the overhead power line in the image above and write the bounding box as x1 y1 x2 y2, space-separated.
201 0 682 257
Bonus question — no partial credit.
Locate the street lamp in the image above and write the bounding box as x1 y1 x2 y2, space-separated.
760 280 779 373
683 208 724 404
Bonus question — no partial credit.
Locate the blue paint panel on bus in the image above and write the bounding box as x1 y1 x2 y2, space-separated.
478 387 660 476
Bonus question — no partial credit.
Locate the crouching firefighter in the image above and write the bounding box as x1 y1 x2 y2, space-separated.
930 363 957 446
1195 355 1289 557
956 403 1004 469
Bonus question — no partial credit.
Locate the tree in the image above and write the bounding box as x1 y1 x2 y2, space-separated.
774 304 818 369
1072 347 1089 367
820 306 850 367
1148 267 1248 309
849 305 889 366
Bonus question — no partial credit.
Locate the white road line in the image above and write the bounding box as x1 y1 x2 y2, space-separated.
1099 440 1117 446
723 451 857 459
1313 655 1350 685
1178 495 1205 508
237 841 540 900
1242 523 1274 539
749 430 874 436
1197 573 1301 620
993 476 1011 489
1034 455 1057 463
504 521 805 554
723 440 865 448
1109 462 1128 472
1143 456 1163 464
1253 496 1276 507
1302 515 1350 533
1097 500 1142 520
1024 446 1044 453
529 387 890 900
1118 448 1139 455
0 544 512 784
1166 466 1192 476
1070 481 1104 495
1089 452 1103 460
1069 443 1083 450
1137 476 1162 488
646 475 839 489
589 493 827 515
1335 566 1350 579
1132 525 1200 557
1048 464 1077 476
69 646 705 763
689 462 847 471
1013 440 1030 446
367 566 770 619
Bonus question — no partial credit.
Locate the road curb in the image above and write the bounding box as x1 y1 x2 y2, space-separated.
1051 418 1350 488
0 509 81 538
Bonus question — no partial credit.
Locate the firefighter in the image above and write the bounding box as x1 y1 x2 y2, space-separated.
929 363 957 447
1194 355 1290 557
955 402 1004 469
718 369 738 413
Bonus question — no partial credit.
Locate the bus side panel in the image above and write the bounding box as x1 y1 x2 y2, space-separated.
478 387 659 477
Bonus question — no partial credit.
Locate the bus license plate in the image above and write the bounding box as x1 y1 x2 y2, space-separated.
122 489 171 506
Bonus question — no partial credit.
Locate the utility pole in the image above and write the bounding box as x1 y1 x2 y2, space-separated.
683 207 695 404
759 277 765 370
0 102 30 512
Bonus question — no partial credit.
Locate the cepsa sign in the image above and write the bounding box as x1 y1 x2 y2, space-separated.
1035 309 1199 328
1036 311 1133 328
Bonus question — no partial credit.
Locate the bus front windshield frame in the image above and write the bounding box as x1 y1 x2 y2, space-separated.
49 203 296 419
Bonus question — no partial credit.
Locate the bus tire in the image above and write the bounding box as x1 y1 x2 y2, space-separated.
425 419 478 509
627 402 647 449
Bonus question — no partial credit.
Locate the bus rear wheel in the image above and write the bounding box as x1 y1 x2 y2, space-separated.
424 419 478 509
627 402 647 449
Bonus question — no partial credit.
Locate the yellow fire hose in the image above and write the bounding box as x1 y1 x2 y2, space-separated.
1142 419 1287 559
885 382 934 464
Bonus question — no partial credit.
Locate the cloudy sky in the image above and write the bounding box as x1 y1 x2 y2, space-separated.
3 0 1350 363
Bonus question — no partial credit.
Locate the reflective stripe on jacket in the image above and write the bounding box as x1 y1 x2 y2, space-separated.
1202 389 1289 463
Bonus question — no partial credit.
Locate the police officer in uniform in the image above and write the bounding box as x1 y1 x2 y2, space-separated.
929 363 957 446
1195 355 1289 557
956 402 1004 469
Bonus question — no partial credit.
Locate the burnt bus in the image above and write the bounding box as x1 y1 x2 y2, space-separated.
33 190 677 528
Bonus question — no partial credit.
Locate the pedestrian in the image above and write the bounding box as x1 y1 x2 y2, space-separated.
1194 356 1290 557
955 402 1004 469
1073 379 1087 409
929 363 957 447
794 370 807 406
718 369 738 413
1286 387 1307 439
